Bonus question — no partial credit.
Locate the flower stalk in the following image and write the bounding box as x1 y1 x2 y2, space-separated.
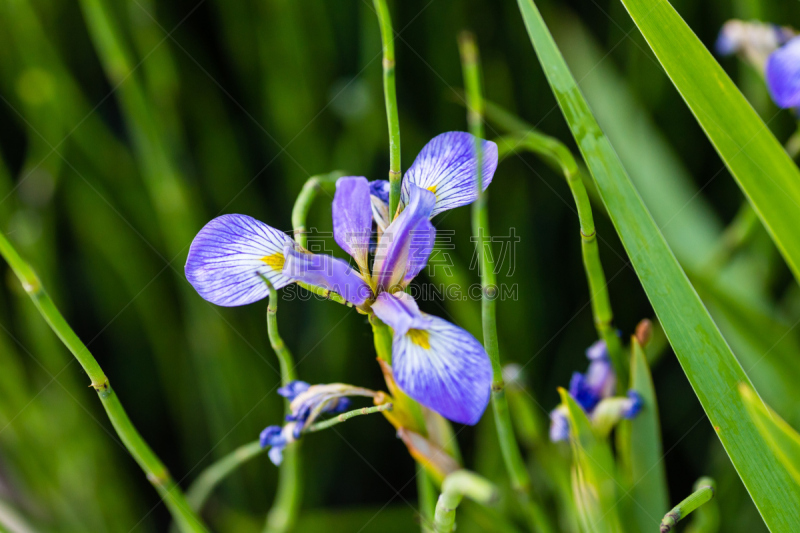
0 231 209 533
660 478 716 533
459 29 527 486
372 0 402 216
433 470 498 533
307 403 393 432
264 282 302 533
291 171 343 248
494 130 626 386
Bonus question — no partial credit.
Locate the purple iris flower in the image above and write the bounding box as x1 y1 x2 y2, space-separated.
549 340 641 442
186 132 498 426
767 36 800 109
261 381 377 465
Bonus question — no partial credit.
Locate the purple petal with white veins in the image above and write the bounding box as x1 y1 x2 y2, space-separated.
371 292 433 336
185 214 293 307
372 184 436 291
402 132 498 217
283 243 372 306
391 313 491 425
766 37 800 109
333 177 372 271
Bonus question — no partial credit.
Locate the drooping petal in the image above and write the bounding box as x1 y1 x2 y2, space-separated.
391 312 491 425
283 243 372 306
767 37 800 109
185 214 293 307
402 132 498 217
371 292 434 336
372 184 436 291
333 177 372 272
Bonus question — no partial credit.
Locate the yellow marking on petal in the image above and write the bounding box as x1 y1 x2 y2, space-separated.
261 252 285 271
408 329 431 349
426 184 437 195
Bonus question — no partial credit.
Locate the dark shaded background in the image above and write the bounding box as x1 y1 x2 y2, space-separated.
1 0 798 531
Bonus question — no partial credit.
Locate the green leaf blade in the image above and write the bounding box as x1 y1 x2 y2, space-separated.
741 384 800 485
617 0 800 285
515 0 800 529
619 339 669 532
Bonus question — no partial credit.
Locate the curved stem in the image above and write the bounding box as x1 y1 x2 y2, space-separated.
372 0 402 216
0 232 209 533
263 283 302 533
307 403 393 432
291 171 343 248
186 441 265 511
494 131 626 386
433 470 498 533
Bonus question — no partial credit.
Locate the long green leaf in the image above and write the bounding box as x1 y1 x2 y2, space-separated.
618 339 668 532
740 384 800 485
616 0 800 285
560 390 623 533
515 0 800 530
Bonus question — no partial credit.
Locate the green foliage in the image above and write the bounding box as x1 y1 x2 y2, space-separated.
515 0 800 530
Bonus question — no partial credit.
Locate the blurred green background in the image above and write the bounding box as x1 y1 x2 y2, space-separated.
1 0 799 531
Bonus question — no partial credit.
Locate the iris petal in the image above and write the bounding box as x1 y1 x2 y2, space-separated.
333 177 373 272
371 292 433 336
402 132 498 217
185 214 293 307
766 37 800 109
283 243 372 306
391 312 491 426
372 184 436 291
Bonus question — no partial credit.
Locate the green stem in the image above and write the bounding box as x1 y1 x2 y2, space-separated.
307 404 393 432
418 466 437 533
660 478 716 533
372 0 402 216
291 172 343 248
460 34 550 533
494 131 626 387
0 232 209 533
266 282 298 384
433 470 498 533
264 284 302 533
186 441 265 512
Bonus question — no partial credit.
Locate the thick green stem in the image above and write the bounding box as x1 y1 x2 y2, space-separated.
0 232 208 533
291 172 342 248
494 131 626 387
460 34 549 533
264 284 302 533
372 0 402 216
660 478 716 533
418 465 437 533
433 470 498 533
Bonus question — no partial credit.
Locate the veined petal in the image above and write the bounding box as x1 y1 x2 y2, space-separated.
372 184 436 291
283 243 372 306
402 132 498 217
371 292 433 337
185 214 292 307
766 37 800 109
333 177 372 271
392 313 491 425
